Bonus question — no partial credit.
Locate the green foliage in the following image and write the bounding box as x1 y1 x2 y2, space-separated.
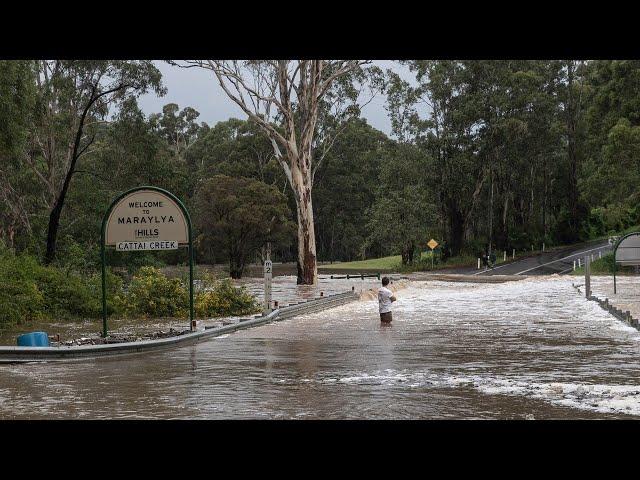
0 246 45 327
52 234 100 273
193 175 295 278
572 252 637 275
115 266 188 318
195 277 259 318
393 253 478 273
314 118 391 261
32 265 104 319
114 266 259 319
365 142 438 264
149 103 207 157
185 118 286 197
584 206 639 239
0 60 35 157
0 244 120 329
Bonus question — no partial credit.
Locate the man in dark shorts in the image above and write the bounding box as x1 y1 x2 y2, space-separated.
378 276 397 323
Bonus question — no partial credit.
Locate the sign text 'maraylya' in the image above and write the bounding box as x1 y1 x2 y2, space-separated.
117 215 176 225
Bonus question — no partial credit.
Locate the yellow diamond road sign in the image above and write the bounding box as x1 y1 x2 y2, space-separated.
427 239 439 250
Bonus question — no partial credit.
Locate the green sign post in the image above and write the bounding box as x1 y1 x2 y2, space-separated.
613 231 640 294
100 186 195 338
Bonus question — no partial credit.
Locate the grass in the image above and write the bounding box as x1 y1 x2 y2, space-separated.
572 252 639 276
319 251 504 273
321 227 640 274
319 254 415 271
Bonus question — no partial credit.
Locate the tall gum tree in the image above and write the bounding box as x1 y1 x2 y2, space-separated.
386 60 487 257
28 61 164 263
173 60 375 285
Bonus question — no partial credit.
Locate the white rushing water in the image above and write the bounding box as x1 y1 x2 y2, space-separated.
1 276 640 419
235 276 640 418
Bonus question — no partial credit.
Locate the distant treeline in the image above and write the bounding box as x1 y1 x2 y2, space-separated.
0 60 638 276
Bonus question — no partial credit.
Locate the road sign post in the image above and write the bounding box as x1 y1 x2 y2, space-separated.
427 239 439 269
585 255 591 298
613 232 640 294
101 186 194 337
263 243 273 315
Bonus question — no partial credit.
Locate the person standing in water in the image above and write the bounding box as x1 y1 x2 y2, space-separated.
378 276 397 323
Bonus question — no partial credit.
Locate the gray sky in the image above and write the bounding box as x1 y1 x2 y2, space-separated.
137 61 412 136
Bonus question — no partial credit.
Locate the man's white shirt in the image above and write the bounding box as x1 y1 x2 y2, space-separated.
378 286 394 314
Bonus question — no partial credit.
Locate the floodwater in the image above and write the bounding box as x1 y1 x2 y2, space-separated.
0 275 382 345
1 276 640 419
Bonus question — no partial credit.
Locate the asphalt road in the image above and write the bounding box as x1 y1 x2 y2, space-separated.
443 239 613 276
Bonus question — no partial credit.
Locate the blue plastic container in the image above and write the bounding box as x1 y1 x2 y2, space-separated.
17 332 50 347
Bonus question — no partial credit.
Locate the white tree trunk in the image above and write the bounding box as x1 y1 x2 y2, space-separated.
291 153 317 285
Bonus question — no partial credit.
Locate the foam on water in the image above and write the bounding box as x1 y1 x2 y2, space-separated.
252 276 640 417
2 276 640 418
312 368 640 416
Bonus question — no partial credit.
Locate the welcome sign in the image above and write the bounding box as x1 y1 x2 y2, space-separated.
101 186 195 337
105 189 189 249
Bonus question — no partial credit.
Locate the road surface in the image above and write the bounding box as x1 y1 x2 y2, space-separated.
2 276 639 419
444 239 613 276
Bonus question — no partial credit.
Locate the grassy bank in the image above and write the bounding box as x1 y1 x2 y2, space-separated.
319 251 497 273
572 252 638 276
319 236 628 275
319 254 413 271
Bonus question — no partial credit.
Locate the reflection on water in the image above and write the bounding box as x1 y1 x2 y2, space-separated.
1 277 640 419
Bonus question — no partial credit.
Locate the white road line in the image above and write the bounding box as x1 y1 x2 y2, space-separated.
472 261 514 275
514 244 611 275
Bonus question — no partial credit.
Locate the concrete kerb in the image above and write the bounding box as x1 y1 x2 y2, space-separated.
572 282 640 331
0 291 360 363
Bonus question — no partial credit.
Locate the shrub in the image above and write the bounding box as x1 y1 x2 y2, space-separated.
115 266 188 318
114 268 258 319
32 265 102 319
53 234 100 273
195 277 259 318
0 245 118 328
0 246 259 327
0 250 45 327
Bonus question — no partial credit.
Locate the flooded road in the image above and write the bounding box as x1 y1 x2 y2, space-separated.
1 277 640 419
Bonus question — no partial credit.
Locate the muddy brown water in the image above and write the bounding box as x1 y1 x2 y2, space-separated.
1 277 640 419
0 274 382 345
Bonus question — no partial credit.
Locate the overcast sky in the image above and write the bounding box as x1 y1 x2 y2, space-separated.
137 61 413 137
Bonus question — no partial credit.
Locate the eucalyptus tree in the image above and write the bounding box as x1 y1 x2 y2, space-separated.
313 117 391 262
470 60 564 250
366 142 438 265
185 118 287 195
25 60 164 263
386 60 486 257
149 103 207 158
557 60 589 241
172 60 378 284
387 60 575 255
193 175 295 278
0 60 37 249
581 60 640 233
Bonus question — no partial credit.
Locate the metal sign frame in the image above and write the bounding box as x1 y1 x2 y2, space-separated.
613 231 640 294
100 186 195 337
